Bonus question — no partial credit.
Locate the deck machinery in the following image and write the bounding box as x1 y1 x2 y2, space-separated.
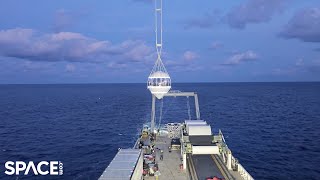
99 92 254 180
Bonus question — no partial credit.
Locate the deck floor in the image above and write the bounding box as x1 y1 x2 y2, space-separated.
144 136 188 180
142 135 245 180
192 155 223 179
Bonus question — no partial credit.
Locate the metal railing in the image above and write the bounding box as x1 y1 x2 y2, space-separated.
218 130 254 180
237 163 254 180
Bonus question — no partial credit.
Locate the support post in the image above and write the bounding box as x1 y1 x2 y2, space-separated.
227 150 232 170
183 153 187 170
194 93 200 120
151 95 156 133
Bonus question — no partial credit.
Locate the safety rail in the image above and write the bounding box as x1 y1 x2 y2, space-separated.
218 130 254 180
237 163 254 180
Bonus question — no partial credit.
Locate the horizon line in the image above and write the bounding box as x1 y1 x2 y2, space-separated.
1 81 320 85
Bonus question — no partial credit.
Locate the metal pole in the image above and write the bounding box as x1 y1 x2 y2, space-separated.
155 0 163 58
151 94 156 133
194 93 200 120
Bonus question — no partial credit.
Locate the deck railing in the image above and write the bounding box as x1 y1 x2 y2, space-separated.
237 163 254 180
218 129 254 180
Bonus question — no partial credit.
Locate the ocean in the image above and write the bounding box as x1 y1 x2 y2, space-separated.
0 83 319 179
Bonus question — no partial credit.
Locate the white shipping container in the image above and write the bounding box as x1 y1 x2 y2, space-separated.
185 120 207 130
187 125 212 136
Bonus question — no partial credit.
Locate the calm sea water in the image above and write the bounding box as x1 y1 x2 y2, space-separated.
0 83 319 180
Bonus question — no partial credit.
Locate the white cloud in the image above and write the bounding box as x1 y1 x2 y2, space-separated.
279 7 320 42
226 0 287 29
222 50 258 66
0 28 153 65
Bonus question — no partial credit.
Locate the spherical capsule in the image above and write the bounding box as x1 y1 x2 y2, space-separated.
147 71 171 99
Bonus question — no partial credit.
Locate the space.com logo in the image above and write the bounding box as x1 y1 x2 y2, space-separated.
4 161 63 175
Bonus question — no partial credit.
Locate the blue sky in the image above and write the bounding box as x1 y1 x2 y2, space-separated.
0 0 319 83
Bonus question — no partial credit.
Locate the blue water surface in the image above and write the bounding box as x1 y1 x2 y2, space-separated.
0 83 319 180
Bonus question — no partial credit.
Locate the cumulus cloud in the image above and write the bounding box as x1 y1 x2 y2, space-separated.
183 0 287 29
222 50 258 66
161 51 202 72
0 28 153 65
183 51 199 61
226 0 287 29
279 7 320 42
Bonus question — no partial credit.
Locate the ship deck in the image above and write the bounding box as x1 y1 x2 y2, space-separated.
140 134 243 180
191 155 223 179
143 135 188 180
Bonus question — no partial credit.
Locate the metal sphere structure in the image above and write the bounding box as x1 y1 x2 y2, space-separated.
147 57 171 99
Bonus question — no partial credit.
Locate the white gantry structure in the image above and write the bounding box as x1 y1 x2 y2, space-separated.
147 0 171 100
